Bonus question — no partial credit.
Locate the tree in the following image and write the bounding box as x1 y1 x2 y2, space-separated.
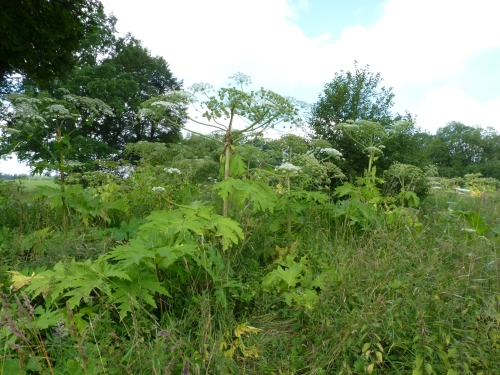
0 0 105 91
429 121 500 177
51 35 184 153
310 62 418 178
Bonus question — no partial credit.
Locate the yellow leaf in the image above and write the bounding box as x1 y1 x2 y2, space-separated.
366 363 375 373
375 351 383 364
224 347 235 358
234 323 262 338
376 342 384 352
219 341 228 351
8 271 44 292
362 342 371 353
244 344 260 358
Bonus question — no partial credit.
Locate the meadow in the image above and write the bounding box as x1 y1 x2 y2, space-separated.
0 163 499 375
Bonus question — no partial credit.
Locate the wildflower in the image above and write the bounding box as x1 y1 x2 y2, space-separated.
46 104 71 117
138 108 154 119
320 148 343 159
275 162 301 173
151 186 166 192
152 101 175 109
164 167 181 174
253 98 276 107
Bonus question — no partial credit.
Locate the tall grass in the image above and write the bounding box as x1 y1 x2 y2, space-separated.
1 183 498 374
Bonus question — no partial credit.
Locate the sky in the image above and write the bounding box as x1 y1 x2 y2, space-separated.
2 0 500 174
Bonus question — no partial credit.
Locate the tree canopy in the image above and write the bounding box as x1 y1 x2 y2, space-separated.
0 0 105 91
428 121 500 179
309 63 423 178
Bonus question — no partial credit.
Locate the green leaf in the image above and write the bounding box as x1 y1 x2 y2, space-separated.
275 265 302 287
142 206 243 251
1 359 21 374
229 154 247 178
213 178 277 213
415 354 423 369
454 210 489 235
66 359 85 375
32 306 63 330
334 182 357 198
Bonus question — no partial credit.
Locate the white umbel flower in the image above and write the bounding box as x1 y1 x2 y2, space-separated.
320 148 343 159
275 162 301 173
164 167 181 174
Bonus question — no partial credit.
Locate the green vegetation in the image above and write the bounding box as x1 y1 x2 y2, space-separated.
0 6 499 375
0 130 498 373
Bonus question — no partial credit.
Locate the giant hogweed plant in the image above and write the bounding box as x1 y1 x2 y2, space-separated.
330 120 422 229
139 72 305 217
7 202 244 331
1 90 113 225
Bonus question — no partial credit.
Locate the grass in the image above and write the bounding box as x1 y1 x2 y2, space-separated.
19 179 57 192
0 178 498 374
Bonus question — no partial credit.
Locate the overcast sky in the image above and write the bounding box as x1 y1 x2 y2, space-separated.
98 0 500 132
2 0 500 174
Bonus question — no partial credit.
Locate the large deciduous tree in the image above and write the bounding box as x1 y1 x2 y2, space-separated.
310 62 423 178
0 0 105 91
50 35 184 154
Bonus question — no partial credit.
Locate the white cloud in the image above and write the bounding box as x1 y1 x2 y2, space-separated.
97 0 500 136
102 0 500 90
416 86 500 132
349 0 500 86
0 155 31 175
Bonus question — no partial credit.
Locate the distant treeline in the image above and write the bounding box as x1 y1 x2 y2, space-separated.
0 174 54 180
0 174 26 180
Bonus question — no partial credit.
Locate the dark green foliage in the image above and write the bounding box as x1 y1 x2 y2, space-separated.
383 163 431 199
429 121 500 179
0 0 105 91
310 62 428 178
54 35 184 154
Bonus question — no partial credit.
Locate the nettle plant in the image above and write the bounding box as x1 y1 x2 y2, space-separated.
139 73 305 217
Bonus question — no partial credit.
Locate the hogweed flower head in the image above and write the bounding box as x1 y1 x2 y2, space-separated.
275 162 301 173
164 167 181 174
320 148 343 159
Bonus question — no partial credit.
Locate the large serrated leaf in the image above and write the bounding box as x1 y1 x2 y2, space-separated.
213 178 277 213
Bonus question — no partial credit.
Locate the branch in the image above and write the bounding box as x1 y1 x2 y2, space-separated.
181 127 224 144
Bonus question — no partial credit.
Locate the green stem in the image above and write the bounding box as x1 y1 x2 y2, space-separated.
222 110 234 218
287 172 291 234
57 129 67 227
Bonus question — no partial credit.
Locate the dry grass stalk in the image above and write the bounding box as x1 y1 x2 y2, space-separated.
164 356 176 375
6 341 25 352
21 291 35 318
0 291 12 309
181 358 190 375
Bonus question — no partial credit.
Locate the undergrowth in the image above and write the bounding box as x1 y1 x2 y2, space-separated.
1 163 499 374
